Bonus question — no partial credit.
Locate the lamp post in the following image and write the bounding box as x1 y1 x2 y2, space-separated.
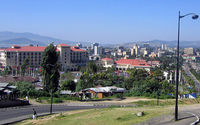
175 11 198 121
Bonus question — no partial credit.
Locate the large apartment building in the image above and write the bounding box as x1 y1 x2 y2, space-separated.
0 44 88 71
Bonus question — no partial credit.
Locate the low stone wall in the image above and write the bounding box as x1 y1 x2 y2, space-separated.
0 100 29 108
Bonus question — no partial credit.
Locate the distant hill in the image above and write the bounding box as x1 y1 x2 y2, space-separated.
114 40 200 48
0 31 199 48
0 38 45 47
0 31 74 47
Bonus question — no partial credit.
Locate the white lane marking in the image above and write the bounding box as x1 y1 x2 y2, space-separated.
185 112 200 125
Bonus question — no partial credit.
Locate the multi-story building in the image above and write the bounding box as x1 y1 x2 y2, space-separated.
101 57 114 69
184 47 194 55
139 48 147 56
76 43 82 48
115 59 151 72
0 44 88 71
131 44 138 56
161 44 167 50
91 43 99 55
0 45 45 68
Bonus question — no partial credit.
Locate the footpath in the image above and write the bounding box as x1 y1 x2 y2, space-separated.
135 104 200 125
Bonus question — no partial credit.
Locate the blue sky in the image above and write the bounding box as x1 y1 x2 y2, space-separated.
0 0 200 43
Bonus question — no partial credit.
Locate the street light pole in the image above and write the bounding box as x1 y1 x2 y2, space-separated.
175 11 198 121
175 11 181 121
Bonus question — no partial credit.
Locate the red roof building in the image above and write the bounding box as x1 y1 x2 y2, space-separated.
57 43 70 47
101 57 114 69
115 59 151 71
4 46 46 52
0 44 88 71
70 46 87 52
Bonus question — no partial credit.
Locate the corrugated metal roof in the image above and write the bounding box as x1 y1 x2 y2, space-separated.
85 86 126 93
0 83 9 87
0 88 4 91
8 86 17 89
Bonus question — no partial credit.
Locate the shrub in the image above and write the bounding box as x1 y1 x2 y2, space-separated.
36 98 42 103
53 98 63 103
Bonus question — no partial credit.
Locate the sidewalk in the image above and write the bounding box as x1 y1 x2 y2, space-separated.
0 112 51 125
135 112 199 125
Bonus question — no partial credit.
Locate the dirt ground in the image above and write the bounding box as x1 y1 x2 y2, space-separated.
29 97 154 105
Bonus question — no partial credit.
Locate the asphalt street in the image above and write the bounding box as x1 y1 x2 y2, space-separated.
136 105 200 125
182 63 200 90
1 104 200 125
0 104 106 125
161 110 200 125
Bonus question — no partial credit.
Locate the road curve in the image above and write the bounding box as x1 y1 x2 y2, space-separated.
182 63 200 91
0 104 107 124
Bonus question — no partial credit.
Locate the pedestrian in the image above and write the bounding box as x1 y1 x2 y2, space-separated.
32 108 37 119
25 96 29 101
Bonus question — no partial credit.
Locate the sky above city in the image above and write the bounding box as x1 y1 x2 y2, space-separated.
0 0 200 43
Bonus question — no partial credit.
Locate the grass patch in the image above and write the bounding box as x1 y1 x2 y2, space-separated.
133 98 200 107
55 113 66 120
15 107 170 125
35 96 80 104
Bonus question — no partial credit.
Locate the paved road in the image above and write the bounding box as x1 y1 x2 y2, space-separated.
0 104 106 124
182 63 200 91
135 104 200 125
160 110 200 125
1 103 200 125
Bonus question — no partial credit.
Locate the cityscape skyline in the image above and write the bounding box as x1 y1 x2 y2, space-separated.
0 0 200 43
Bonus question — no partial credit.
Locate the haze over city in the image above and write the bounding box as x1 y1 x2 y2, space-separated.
0 0 200 43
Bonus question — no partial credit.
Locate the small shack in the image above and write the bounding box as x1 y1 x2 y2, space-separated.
0 83 18 101
82 86 126 99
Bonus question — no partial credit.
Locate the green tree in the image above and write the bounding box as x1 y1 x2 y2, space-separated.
16 81 36 97
86 61 98 74
60 72 74 80
41 43 60 93
61 79 76 91
161 80 174 94
76 79 83 92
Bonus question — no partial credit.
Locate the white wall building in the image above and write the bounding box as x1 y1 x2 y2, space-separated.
0 44 88 71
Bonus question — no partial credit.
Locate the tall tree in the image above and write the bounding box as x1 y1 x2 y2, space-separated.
41 43 60 93
61 79 76 91
86 61 98 74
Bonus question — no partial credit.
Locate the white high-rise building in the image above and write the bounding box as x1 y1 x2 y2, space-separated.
92 43 99 55
133 44 138 56
161 44 167 50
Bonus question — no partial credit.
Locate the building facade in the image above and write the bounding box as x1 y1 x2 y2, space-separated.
0 44 88 71
115 59 151 71
184 47 194 55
